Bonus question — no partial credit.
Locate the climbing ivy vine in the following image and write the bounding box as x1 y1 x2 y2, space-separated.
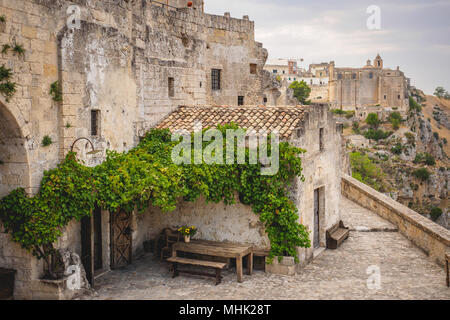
0 125 310 277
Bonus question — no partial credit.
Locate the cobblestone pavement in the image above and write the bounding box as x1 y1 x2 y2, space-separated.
81 198 449 300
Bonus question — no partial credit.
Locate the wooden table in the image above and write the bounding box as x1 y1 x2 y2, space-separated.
172 240 253 283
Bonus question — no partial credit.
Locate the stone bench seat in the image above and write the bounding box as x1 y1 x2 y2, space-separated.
167 257 227 285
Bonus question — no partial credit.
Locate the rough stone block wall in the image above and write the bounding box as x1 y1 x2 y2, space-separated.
289 104 343 261
136 195 271 257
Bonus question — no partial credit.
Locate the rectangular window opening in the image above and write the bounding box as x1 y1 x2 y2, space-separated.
319 128 324 151
91 110 100 136
238 96 244 106
250 63 257 74
212 69 221 90
168 77 175 98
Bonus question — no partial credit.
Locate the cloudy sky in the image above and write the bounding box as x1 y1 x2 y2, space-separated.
205 0 450 94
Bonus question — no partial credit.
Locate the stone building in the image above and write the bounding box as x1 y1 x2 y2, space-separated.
151 103 344 267
0 0 269 299
263 59 329 104
0 0 347 300
328 54 410 118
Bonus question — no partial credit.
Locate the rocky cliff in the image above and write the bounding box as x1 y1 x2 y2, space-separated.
342 88 449 229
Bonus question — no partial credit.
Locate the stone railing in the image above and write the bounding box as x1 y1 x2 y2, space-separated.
341 174 450 266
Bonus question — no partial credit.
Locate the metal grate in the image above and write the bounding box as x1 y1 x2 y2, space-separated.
211 69 221 90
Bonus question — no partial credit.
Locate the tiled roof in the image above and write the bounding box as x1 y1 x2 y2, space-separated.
156 105 307 139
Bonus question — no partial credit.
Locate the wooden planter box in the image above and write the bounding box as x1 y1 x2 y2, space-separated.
0 268 16 300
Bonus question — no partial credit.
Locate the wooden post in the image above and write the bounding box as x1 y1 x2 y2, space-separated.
236 255 243 283
215 269 221 285
247 252 253 276
172 263 179 278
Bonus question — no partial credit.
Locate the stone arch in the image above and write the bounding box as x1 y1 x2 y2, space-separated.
0 101 31 197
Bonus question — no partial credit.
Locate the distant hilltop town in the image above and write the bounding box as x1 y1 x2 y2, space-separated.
264 54 410 119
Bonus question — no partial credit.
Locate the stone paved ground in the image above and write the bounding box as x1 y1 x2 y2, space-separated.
81 198 449 300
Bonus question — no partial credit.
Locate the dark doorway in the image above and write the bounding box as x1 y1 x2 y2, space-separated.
313 187 325 249
93 207 103 271
81 206 104 286
313 189 320 249
81 214 94 286
110 210 133 269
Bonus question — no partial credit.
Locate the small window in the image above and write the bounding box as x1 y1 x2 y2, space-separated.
282 70 285 74
238 96 244 106
384 95 387 100
91 110 100 136
168 77 175 98
352 73 356 79
250 63 257 74
319 128 324 151
398 94 401 99
369 72 373 79
337 73 343 80
211 69 221 90
273 70 277 74
263 97 268 103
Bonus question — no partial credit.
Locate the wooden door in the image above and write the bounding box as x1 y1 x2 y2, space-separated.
313 189 320 249
110 210 133 269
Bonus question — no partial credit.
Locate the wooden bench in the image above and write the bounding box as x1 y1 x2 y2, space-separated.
167 257 227 285
326 221 350 249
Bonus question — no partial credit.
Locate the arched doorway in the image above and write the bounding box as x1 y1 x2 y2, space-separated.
0 103 30 198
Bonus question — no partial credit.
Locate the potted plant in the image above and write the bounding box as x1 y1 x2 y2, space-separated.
178 225 197 243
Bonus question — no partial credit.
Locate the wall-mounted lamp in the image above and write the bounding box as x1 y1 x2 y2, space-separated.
70 137 102 155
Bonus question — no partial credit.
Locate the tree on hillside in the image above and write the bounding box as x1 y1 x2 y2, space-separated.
350 152 385 191
434 86 448 99
389 112 402 130
365 113 380 128
289 80 311 105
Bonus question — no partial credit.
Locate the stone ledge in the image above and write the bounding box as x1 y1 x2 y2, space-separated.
342 174 450 265
265 256 296 276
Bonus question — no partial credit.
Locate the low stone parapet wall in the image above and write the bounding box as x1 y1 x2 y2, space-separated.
341 174 450 266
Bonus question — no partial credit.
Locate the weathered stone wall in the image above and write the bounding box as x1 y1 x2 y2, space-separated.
0 0 268 187
290 104 343 262
135 195 270 258
342 174 450 266
310 84 328 102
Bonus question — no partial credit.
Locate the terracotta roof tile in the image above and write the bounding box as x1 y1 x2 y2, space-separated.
156 105 307 139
